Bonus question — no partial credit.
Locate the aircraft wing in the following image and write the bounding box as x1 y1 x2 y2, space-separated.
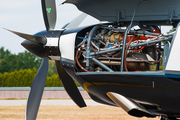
63 0 180 23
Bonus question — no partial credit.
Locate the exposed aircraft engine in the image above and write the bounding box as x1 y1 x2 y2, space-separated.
75 25 170 72
6 0 180 119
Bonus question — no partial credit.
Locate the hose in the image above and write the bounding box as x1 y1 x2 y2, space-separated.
75 45 90 72
124 35 137 72
134 46 145 52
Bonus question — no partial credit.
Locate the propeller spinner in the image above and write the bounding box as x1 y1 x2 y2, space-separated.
6 0 87 119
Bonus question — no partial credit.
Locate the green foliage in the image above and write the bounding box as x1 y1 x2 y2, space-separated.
47 60 57 76
0 47 79 87
0 68 63 87
46 74 62 87
16 51 42 70
0 47 42 73
167 27 176 34
0 47 11 59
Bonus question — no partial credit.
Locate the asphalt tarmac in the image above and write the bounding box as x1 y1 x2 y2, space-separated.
0 99 103 106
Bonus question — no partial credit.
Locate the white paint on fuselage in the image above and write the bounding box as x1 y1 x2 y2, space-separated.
59 33 76 61
166 23 180 71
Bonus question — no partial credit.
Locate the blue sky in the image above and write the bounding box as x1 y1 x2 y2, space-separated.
0 0 99 54
0 0 172 54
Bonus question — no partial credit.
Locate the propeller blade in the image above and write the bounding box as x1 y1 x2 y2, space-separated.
26 57 49 120
55 60 86 108
41 0 57 30
4 28 47 45
62 13 87 29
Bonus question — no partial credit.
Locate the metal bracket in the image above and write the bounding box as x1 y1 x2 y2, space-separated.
170 10 174 23
169 8 179 23
116 10 126 23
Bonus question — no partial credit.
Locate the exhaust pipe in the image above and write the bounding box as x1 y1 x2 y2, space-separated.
107 92 155 117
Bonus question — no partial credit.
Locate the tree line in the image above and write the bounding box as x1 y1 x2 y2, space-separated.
0 47 58 76
0 67 63 87
0 47 42 74
0 47 79 87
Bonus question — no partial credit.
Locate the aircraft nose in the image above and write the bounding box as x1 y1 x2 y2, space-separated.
21 40 46 58
21 40 59 58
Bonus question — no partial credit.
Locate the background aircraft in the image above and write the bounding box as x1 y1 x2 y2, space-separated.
6 0 180 120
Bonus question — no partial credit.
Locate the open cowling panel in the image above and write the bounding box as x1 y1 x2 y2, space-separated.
64 0 180 26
